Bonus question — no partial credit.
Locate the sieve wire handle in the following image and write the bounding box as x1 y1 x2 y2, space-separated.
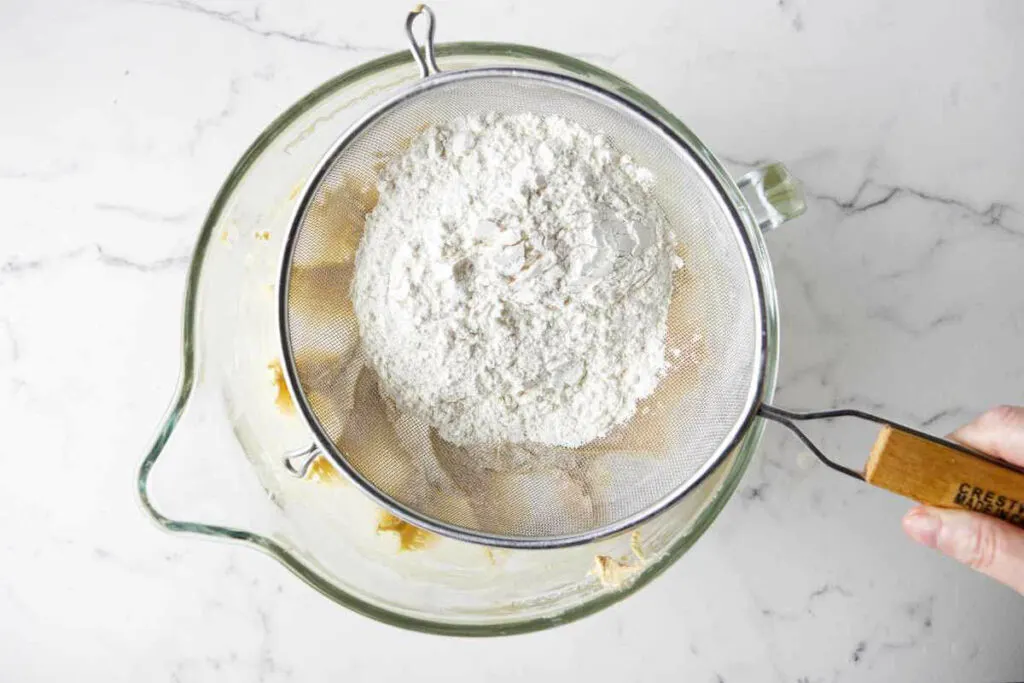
757 404 867 481
406 4 441 78
758 404 1024 528
737 162 806 231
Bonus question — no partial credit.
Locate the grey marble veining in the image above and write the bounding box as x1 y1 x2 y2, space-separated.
1 0 1023 680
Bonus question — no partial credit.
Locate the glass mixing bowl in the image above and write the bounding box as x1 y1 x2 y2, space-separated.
138 42 797 635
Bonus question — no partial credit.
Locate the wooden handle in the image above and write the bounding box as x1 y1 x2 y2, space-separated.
865 425 1024 529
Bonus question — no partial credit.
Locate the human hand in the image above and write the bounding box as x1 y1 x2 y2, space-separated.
902 405 1024 594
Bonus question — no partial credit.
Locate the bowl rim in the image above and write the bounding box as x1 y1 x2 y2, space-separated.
137 41 780 637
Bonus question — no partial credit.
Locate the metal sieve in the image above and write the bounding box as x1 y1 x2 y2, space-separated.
278 6 1024 549
277 5 764 549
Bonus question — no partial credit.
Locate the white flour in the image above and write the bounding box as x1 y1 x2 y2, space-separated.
351 112 678 447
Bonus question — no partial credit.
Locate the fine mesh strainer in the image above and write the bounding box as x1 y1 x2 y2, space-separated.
278 6 1024 549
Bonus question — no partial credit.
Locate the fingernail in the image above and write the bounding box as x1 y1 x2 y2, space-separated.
902 508 941 548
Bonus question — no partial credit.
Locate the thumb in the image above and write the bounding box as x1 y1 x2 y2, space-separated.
903 506 1024 594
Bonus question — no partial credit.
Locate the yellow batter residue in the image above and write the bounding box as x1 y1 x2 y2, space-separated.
629 529 644 561
591 530 646 589
591 555 640 588
268 359 295 415
255 230 271 240
377 511 436 552
482 547 510 566
306 455 342 484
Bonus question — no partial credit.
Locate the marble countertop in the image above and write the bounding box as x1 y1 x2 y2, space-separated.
2 0 1023 680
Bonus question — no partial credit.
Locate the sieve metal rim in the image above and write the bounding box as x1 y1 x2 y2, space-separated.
276 65 770 549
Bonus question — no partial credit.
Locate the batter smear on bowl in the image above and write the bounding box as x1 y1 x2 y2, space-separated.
352 112 680 448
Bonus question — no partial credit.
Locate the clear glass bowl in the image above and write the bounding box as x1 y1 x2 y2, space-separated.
138 42 782 636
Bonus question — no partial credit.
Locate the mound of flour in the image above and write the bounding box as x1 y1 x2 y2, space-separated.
351 112 678 447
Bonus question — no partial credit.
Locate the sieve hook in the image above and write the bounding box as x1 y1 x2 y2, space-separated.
406 4 441 78
283 443 321 478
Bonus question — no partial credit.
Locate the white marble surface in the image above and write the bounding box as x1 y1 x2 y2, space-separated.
2 0 1024 680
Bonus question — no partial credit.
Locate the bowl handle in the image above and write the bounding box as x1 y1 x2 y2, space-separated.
136 381 254 542
737 162 806 231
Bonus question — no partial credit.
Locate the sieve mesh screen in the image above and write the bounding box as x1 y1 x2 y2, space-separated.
281 70 764 547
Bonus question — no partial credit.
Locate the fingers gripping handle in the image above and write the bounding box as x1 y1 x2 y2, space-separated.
866 426 1024 529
